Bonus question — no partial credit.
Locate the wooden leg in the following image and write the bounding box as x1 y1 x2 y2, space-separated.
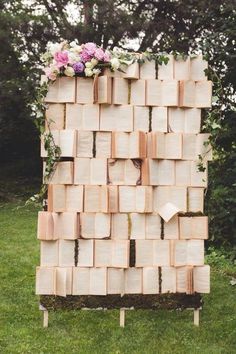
194 309 200 326
39 304 49 328
120 308 125 328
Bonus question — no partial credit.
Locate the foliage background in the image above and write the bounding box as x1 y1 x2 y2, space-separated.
1 0 235 250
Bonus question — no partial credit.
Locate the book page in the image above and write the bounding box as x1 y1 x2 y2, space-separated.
161 266 176 293
136 240 153 266
179 80 195 107
124 160 141 185
172 240 187 266
76 131 93 157
72 267 90 295
184 108 201 133
74 158 90 185
54 212 78 240
187 240 204 265
112 78 129 104
76 77 94 104
145 214 161 239
119 186 136 212
97 76 112 104
190 55 208 81
182 133 197 160
122 62 139 79
89 268 107 295
40 240 59 266
143 267 159 294
192 216 208 239
84 185 108 212
158 160 175 186
95 132 111 158
58 77 76 103
116 105 133 132
77 239 94 267
164 215 179 240
111 214 129 240
94 240 112 267
55 267 67 297
36 267 55 295
80 213 95 238
107 268 125 294
45 103 64 130
195 81 212 108
168 108 185 132
47 184 66 212
165 133 182 159
59 130 76 157
108 185 119 212
130 213 145 239
45 80 59 102
158 202 180 223
90 158 107 185
108 159 125 185
152 107 168 132
155 132 165 158
146 79 162 106
94 213 110 238
140 60 156 79
161 80 179 106
112 132 130 158
136 186 153 213
112 240 129 268
66 185 83 212
133 106 149 132
175 160 191 186
170 187 187 212
158 55 174 79
58 240 75 266
125 268 142 294
193 265 210 293
130 79 146 106
65 103 83 129
191 161 208 187
176 266 188 293
174 58 190 80
148 159 159 186
57 161 73 185
179 217 192 239
153 240 170 266
82 103 100 131
188 187 204 212
37 212 54 240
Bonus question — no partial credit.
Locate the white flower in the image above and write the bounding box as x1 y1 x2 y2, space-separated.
93 68 101 75
70 45 83 54
68 52 80 64
70 40 78 47
110 57 120 70
85 61 93 69
91 58 98 66
47 42 62 55
64 66 75 77
85 68 93 77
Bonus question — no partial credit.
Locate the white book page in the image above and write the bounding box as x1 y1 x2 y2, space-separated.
192 216 208 239
40 241 58 266
108 185 119 213
130 213 145 239
165 133 182 159
184 108 201 133
60 130 76 157
182 134 197 160
161 267 176 293
148 159 159 185
155 133 166 158
45 80 59 102
84 186 102 212
66 185 83 212
130 79 146 106
74 158 90 185
179 217 192 239
72 267 90 295
108 159 125 185
119 186 136 212
153 240 170 266
78 239 94 267
168 108 185 132
113 132 130 158
179 80 195 107
36 267 55 295
170 187 187 212
187 240 204 265
77 131 93 157
95 213 110 238
143 267 159 294
96 132 111 158
195 81 212 108
116 105 133 132
66 103 83 129
107 268 124 294
112 78 129 104
112 240 129 268
82 104 100 131
100 105 115 131
175 160 191 186
136 240 153 266
152 107 168 132
98 76 111 104
188 187 204 212
55 267 67 297
89 268 107 295
134 106 149 132
191 161 208 187
76 77 93 104
176 267 188 293
125 268 142 294
90 158 107 185
164 215 179 240
173 240 187 266
80 213 95 238
48 185 66 212
58 240 75 266
124 160 140 185
193 265 210 293
94 240 112 267
158 202 180 223
57 161 73 185
162 80 179 106
45 103 64 130
146 79 162 106
145 214 161 239
158 160 175 186
140 60 156 79
158 55 174 79
111 214 129 240
58 77 76 103
174 58 190 80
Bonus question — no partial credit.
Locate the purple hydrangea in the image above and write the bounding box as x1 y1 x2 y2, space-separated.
73 62 85 74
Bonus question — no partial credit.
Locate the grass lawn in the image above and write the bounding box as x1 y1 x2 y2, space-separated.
0 201 236 354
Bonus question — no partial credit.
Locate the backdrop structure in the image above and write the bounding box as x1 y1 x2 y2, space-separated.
36 54 212 327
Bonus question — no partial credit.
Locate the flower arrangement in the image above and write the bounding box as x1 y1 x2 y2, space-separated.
42 40 169 81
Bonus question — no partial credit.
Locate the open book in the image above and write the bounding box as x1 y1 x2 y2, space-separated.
179 80 212 108
168 107 201 134
142 159 175 185
45 77 76 103
97 76 112 104
95 132 112 158
112 78 129 105
45 161 73 185
108 159 141 185
76 77 94 104
140 60 156 79
147 132 182 159
72 267 107 295
171 239 204 266
74 158 107 185
135 240 170 266
130 79 146 106
143 267 159 294
161 266 176 293
158 55 174 79
133 106 150 132
112 131 146 158
94 240 130 267
124 268 143 294
179 216 208 239
36 266 72 296
80 213 111 238
153 186 187 213
193 265 210 293
45 103 64 130
119 186 153 213
100 105 133 132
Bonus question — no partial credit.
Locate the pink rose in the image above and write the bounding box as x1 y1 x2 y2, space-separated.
44 67 57 81
80 50 92 62
94 47 104 61
84 42 97 55
54 51 69 68
103 51 111 62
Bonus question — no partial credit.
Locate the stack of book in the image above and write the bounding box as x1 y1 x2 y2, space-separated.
36 55 211 297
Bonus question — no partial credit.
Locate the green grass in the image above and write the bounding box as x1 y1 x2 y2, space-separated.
0 202 236 354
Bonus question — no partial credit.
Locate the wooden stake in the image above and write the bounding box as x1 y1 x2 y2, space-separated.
194 309 200 326
120 308 125 327
39 304 49 328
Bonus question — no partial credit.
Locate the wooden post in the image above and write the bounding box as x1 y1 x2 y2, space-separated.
194 309 200 326
39 304 49 328
120 308 125 327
